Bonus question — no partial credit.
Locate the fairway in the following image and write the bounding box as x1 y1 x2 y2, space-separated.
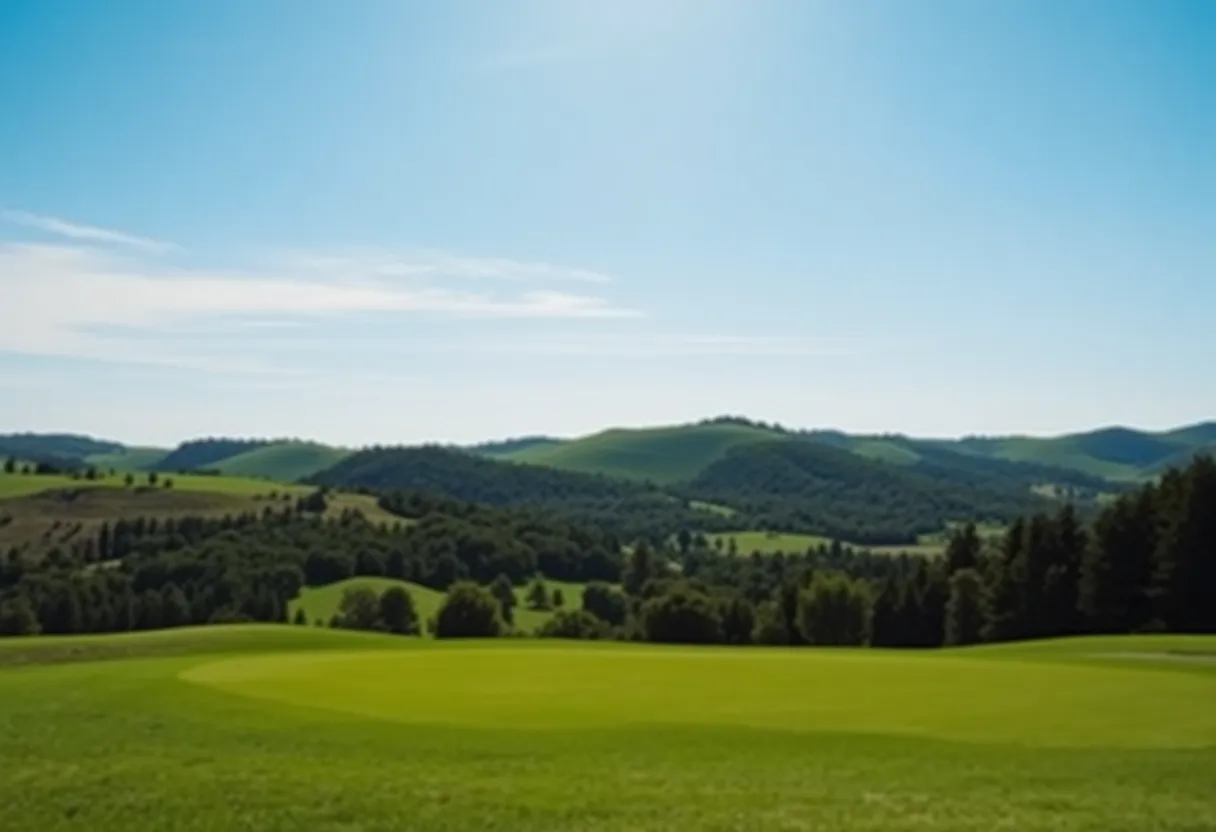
2 628 1214 831
183 643 1216 747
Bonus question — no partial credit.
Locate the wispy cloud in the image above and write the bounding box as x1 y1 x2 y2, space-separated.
445 334 854 358
0 217 640 374
1 210 179 254
280 249 612 283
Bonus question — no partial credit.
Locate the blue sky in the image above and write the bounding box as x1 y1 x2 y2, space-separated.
1 0 1212 447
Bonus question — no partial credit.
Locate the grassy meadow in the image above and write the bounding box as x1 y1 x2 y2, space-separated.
1 626 1213 830
709 530 946 557
290 576 590 633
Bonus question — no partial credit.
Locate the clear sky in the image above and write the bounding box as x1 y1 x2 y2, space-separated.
1 0 1213 447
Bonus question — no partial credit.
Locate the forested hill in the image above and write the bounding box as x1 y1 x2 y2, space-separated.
684 440 1046 544
0 434 123 464
307 442 1051 545
155 439 273 472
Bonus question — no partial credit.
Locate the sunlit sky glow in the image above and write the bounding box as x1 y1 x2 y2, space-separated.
1 0 1213 446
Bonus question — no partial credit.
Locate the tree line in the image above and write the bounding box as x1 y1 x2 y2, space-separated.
2 456 1211 645
0 490 621 636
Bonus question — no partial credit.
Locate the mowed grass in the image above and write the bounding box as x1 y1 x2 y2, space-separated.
290 576 590 633
0 627 1213 831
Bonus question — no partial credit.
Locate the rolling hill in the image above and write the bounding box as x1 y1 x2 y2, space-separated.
488 420 788 483
211 441 351 482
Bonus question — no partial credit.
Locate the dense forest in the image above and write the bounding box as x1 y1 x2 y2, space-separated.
310 443 1060 545
684 440 1050 544
2 456 1212 645
0 491 621 636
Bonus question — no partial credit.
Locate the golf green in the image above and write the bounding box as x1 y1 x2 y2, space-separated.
2 627 1214 831
183 645 1216 747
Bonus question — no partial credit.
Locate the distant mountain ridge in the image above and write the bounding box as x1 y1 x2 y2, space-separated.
2 417 1212 488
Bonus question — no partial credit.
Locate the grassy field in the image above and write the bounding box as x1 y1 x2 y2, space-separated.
212 441 352 483
85 445 170 472
290 576 590 633
0 626 1212 830
708 530 956 557
502 422 785 484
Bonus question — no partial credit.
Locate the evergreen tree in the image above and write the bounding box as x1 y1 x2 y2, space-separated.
622 542 658 597
1152 456 1216 632
719 595 756 645
490 574 516 625
1079 489 1156 632
944 568 988 646
944 522 981 575
552 588 565 608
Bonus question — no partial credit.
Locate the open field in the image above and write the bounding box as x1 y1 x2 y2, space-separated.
0 626 1213 830
709 530 947 557
290 576 590 633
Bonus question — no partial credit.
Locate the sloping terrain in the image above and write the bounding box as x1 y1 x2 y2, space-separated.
686 440 1043 544
155 438 274 472
86 446 170 472
952 423 1216 481
497 421 786 484
212 441 351 482
0 433 123 467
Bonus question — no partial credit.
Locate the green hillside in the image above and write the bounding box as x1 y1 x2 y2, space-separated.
213 441 351 482
86 446 170 471
502 421 786 483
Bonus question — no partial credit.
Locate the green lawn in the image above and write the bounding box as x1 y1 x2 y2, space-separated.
0 626 1212 830
290 576 589 633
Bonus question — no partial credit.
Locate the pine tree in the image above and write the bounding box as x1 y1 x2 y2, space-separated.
490 574 516 625
1152 456 1216 632
945 522 982 575
945 568 989 646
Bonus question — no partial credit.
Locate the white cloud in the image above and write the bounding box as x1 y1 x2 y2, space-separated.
438 333 854 358
279 249 612 283
1 210 179 254
0 222 640 373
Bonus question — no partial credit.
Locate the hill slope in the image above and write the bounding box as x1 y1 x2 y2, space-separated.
687 440 1045 544
213 441 351 482
155 439 273 472
953 425 1215 481
498 421 786 484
